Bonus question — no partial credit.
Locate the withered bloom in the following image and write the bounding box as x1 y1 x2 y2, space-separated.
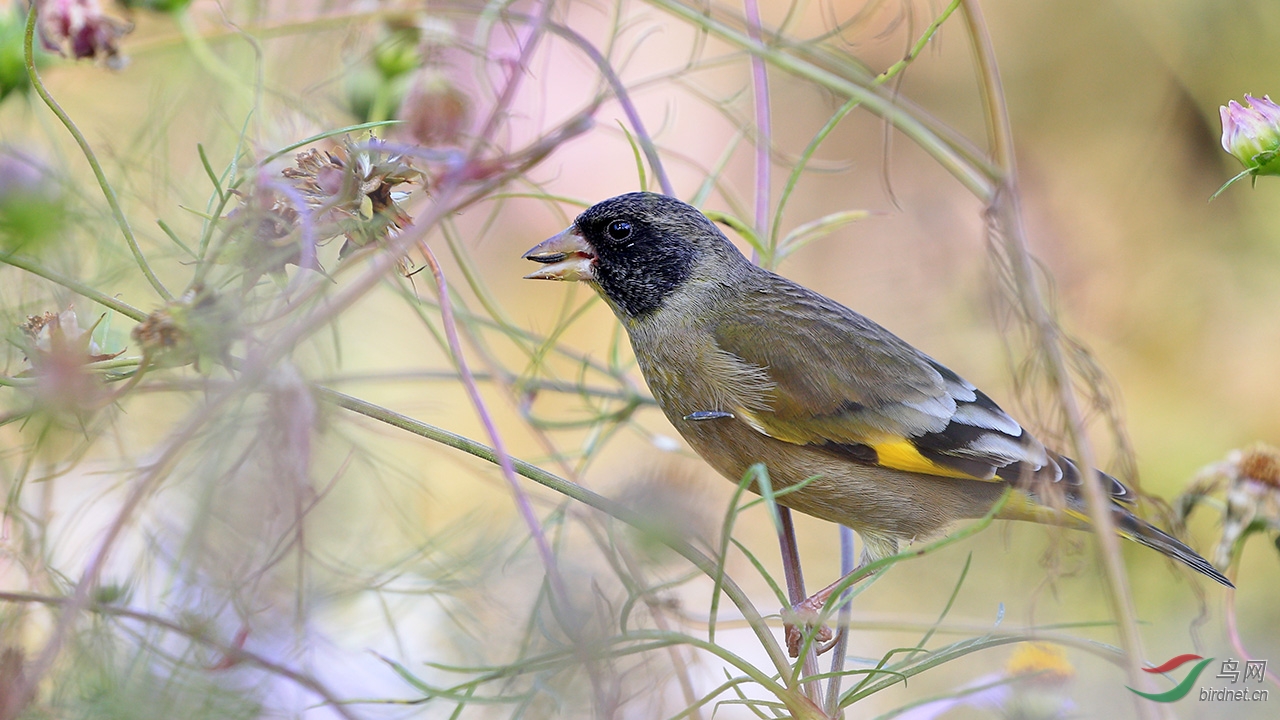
222 136 426 287
1178 443 1280 569
399 70 469 147
38 0 132 69
131 285 238 371
280 136 425 261
221 178 306 289
19 307 122 413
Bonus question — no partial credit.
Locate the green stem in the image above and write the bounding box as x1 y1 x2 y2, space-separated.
0 253 148 321
315 385 797 682
22 4 173 301
643 0 994 200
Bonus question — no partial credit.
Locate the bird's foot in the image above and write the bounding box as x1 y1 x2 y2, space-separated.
783 594 835 658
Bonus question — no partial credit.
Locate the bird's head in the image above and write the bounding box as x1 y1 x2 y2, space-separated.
523 192 747 319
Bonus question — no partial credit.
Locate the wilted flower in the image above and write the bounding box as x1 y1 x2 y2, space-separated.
220 179 305 288
1178 443 1280 569
18 307 123 413
399 70 469 147
220 137 424 286
132 285 238 371
38 0 132 69
22 308 118 360
280 136 425 259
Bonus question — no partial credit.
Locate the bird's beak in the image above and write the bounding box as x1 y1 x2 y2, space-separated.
522 226 595 281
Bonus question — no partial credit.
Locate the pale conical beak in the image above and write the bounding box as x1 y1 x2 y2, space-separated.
522 226 595 281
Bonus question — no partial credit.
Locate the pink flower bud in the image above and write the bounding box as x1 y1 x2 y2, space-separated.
1219 94 1280 176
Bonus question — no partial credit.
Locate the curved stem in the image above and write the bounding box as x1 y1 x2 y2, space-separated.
0 253 147 321
1223 566 1280 688
416 244 568 611
644 0 994 200
22 4 173 302
315 386 796 680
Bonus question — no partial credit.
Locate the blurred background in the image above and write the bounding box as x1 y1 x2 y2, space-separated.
1 0 1278 717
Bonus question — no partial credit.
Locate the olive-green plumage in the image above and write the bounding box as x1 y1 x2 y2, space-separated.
523 192 1230 587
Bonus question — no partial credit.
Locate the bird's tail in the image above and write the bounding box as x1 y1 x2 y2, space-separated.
1112 509 1233 588
1002 466 1233 588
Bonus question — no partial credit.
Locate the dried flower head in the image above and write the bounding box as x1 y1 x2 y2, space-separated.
399 70 470 147
131 285 238 370
613 464 715 562
18 307 122 414
1237 444 1280 489
280 136 425 260
38 0 132 69
21 307 119 363
1178 443 1280 569
220 179 306 289
220 135 425 287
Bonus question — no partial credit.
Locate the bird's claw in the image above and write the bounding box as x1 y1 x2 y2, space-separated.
783 595 834 657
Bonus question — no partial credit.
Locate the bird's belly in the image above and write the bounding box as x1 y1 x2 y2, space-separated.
629 325 1005 546
640 358 1004 544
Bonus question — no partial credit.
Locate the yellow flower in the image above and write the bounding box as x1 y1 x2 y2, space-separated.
1006 643 1075 685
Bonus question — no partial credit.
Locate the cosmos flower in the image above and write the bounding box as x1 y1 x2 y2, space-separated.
1220 96 1280 173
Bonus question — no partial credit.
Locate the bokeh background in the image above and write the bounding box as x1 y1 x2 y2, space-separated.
1 0 1278 717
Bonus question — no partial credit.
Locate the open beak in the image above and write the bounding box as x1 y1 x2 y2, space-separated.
522 226 595 281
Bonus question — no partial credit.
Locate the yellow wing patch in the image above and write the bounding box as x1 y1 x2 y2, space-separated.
871 440 995 481
738 407 1000 482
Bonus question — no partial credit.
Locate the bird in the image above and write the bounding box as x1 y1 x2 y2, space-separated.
522 191 1232 651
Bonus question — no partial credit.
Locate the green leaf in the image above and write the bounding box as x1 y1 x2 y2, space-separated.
777 209 871 261
704 210 766 257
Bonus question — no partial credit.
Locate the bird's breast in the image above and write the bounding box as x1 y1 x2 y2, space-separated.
629 318 771 422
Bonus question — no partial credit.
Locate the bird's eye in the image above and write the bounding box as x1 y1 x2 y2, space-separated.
606 220 632 241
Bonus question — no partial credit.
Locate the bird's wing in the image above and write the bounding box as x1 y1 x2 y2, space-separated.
710 279 1055 484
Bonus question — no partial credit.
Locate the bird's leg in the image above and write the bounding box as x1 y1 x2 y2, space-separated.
784 563 878 658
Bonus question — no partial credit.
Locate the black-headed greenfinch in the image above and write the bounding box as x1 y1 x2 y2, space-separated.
522 192 1231 597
